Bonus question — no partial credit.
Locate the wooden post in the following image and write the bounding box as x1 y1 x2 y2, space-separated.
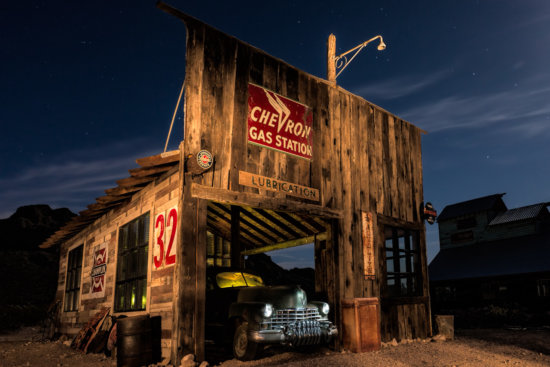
196 195 207 361
230 205 242 268
171 143 185 364
327 33 336 84
172 142 207 363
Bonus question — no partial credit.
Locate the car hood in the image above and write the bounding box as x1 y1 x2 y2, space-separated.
237 285 308 309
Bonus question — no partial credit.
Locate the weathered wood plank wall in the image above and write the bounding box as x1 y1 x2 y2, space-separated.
56 170 180 359
172 10 429 357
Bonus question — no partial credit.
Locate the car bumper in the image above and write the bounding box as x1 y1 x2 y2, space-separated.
249 323 338 345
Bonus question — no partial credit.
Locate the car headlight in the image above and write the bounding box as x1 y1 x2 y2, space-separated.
321 302 330 316
262 304 273 318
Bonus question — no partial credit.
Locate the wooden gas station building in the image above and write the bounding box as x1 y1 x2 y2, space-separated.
41 4 431 363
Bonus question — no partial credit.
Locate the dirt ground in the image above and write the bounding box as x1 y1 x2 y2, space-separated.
0 327 549 367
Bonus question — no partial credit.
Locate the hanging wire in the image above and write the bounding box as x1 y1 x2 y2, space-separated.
164 79 185 153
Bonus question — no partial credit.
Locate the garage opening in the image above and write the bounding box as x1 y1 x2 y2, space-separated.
204 200 334 361
207 202 329 281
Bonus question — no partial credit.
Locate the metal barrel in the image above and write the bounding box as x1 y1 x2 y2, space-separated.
117 315 153 367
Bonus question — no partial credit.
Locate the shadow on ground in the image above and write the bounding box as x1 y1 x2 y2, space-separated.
456 328 550 355
205 342 330 366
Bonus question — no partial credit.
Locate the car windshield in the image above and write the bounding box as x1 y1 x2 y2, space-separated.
216 272 264 288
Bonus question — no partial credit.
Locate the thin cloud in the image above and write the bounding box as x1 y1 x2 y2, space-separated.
353 69 451 100
0 139 160 219
514 11 550 29
504 118 550 138
400 78 550 135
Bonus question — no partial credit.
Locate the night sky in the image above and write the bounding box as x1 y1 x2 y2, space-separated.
2 1 550 267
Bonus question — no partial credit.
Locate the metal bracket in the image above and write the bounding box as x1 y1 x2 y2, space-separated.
334 35 386 79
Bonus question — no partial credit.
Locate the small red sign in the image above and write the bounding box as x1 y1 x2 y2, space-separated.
247 84 313 160
91 244 107 295
423 202 437 225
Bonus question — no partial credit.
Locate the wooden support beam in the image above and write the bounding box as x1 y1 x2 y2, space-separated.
128 164 175 177
210 203 278 243
231 205 242 268
172 144 206 363
240 206 288 240
95 195 131 204
253 208 301 238
104 185 142 196
135 149 180 167
171 144 185 364
77 209 104 217
39 220 89 248
327 34 336 84
242 232 327 255
206 214 255 249
207 204 269 245
115 176 154 187
191 183 343 219
276 211 317 236
87 202 121 212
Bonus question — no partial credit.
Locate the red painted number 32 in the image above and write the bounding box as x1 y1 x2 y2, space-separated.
154 207 178 269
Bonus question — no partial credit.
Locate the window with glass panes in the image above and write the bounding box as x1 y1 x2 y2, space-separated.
206 230 231 267
384 227 422 297
64 245 83 312
115 212 150 312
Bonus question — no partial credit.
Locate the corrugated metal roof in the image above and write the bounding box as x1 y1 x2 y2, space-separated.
428 232 550 282
437 193 506 222
489 203 549 226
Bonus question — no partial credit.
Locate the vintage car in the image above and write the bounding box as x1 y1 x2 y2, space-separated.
205 267 337 360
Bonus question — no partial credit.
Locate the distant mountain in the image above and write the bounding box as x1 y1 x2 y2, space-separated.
245 253 316 300
0 204 75 251
0 205 75 331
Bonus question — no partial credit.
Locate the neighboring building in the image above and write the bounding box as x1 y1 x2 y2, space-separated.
40 5 432 363
429 194 550 325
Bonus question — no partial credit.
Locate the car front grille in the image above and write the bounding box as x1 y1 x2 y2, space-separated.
263 307 321 329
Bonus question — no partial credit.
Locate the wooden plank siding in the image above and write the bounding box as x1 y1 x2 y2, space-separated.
55 170 180 360
171 9 429 358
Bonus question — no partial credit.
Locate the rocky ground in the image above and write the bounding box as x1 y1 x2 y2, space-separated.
0 327 549 367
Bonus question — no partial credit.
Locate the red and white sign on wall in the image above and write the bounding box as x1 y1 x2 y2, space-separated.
153 206 178 269
361 211 376 280
247 83 313 160
91 242 107 298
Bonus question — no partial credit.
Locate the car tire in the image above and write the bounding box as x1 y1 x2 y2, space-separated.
233 322 260 361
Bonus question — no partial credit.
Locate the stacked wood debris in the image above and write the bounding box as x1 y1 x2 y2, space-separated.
39 150 180 249
71 307 111 352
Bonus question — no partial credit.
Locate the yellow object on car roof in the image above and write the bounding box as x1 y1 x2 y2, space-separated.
216 272 264 288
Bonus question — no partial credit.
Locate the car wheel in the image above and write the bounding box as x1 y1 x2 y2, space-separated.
233 322 260 361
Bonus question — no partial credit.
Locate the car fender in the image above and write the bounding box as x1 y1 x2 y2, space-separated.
229 302 271 326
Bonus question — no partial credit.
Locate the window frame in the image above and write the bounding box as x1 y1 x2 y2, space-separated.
206 230 231 268
114 212 151 312
64 244 83 312
383 226 423 298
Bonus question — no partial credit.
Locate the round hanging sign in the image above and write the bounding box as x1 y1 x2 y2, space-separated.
423 202 437 225
197 150 213 169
